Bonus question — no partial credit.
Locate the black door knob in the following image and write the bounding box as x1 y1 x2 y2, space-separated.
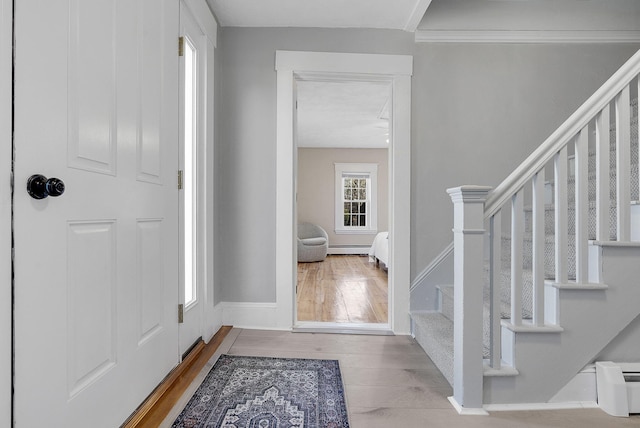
27 174 65 199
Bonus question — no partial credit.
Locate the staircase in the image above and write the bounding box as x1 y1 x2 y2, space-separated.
411 49 640 410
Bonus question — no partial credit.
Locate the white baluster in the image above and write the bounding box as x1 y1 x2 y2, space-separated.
575 127 589 283
616 86 631 241
489 210 502 369
637 78 640 203
532 170 545 325
554 147 568 284
510 189 523 326
595 105 611 242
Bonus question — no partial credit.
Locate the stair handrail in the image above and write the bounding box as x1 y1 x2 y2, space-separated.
485 48 640 219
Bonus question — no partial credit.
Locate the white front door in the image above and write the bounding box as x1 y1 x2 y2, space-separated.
178 0 206 356
13 0 180 426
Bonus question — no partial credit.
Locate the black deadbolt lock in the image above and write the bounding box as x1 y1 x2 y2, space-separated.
27 174 65 199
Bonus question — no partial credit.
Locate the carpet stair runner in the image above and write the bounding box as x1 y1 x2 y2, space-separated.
412 98 638 387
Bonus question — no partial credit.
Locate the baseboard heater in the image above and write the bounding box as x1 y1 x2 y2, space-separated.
327 245 370 255
596 361 640 417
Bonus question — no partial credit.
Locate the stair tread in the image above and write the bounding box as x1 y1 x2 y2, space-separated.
547 281 609 290
501 320 564 333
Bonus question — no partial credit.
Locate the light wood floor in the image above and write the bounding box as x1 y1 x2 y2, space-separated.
296 255 388 324
159 329 640 428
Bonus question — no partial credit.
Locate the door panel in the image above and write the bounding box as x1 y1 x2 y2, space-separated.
138 0 163 184
67 221 117 398
137 219 165 345
68 0 117 175
13 0 179 426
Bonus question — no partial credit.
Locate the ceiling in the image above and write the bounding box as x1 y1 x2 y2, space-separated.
206 0 432 32
206 0 640 33
296 80 390 149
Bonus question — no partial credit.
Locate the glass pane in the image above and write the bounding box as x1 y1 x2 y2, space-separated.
184 37 197 306
344 214 350 227
344 202 350 214
351 202 358 213
359 189 366 200
359 179 366 188
360 215 366 226
352 215 359 226
344 178 352 188
345 189 352 200
360 202 366 214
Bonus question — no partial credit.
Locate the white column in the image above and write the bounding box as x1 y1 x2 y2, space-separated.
448 185 492 412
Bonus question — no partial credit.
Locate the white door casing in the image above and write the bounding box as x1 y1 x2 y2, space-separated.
0 0 12 425
13 0 179 426
276 51 413 334
178 0 206 356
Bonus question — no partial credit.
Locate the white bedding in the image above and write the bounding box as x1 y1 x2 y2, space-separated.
368 231 389 268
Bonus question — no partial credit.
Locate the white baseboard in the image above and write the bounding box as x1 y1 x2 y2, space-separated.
327 245 371 256
484 401 598 412
220 301 291 330
448 396 489 416
327 246 370 255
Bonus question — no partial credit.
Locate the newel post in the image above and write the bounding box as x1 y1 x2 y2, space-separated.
447 185 492 413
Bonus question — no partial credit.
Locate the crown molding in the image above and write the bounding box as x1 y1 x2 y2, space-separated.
415 29 640 44
404 0 434 33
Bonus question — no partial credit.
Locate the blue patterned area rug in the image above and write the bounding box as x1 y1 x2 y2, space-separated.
172 354 350 428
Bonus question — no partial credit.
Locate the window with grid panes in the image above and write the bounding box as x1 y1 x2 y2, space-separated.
342 174 368 227
334 163 377 234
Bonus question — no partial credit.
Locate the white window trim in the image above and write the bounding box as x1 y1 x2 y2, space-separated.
334 163 378 235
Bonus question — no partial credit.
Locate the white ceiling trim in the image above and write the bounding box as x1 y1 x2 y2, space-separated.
415 29 640 44
404 0 434 33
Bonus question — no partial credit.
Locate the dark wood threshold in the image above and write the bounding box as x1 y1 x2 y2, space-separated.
122 325 233 427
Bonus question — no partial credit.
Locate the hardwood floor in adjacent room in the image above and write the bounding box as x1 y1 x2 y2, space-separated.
296 255 388 323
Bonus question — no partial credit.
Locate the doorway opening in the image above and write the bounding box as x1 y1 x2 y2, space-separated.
295 78 391 328
275 51 413 334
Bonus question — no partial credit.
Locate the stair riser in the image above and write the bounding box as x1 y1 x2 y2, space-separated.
412 314 454 387
438 286 454 322
523 204 619 240
502 236 576 280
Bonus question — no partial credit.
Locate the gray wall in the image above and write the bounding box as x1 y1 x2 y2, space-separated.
411 43 640 277
297 148 389 248
215 25 639 302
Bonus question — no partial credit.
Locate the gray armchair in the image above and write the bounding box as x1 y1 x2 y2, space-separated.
297 223 328 262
